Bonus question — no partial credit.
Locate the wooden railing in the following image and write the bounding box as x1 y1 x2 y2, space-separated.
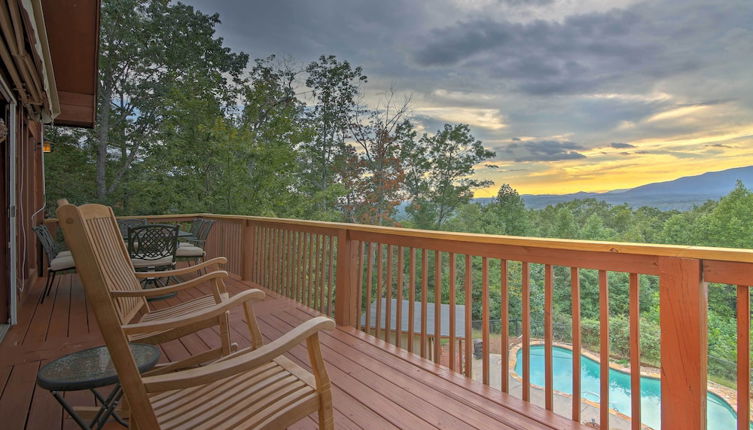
45 213 753 430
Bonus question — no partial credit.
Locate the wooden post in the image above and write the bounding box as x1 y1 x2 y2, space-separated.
658 257 707 430
241 220 255 282
334 229 359 327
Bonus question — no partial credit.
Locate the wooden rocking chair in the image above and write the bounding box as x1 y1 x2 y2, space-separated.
55 203 260 371
58 203 335 429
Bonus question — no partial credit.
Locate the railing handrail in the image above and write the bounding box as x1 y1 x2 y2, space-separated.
45 212 753 264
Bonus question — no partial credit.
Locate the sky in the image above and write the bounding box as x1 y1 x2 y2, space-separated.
182 0 753 196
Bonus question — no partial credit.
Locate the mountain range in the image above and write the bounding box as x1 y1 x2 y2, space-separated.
478 165 753 210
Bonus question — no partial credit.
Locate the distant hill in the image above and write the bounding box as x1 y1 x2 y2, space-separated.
510 165 753 210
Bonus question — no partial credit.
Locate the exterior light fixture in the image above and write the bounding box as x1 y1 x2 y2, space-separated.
43 140 52 153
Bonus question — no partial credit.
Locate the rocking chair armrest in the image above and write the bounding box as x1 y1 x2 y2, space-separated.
112 271 229 298
143 316 335 392
134 257 226 278
122 288 266 335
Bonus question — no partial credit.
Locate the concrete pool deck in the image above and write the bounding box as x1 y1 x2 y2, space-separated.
472 353 633 430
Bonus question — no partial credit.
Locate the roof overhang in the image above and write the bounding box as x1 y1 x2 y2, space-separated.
41 0 100 128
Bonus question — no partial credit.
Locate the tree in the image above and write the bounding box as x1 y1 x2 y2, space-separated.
484 184 530 235
404 124 495 230
239 57 311 217
344 94 413 225
301 55 367 219
92 0 247 206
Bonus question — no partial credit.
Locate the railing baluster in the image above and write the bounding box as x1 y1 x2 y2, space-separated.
482 256 490 385
284 229 291 297
629 273 641 430
434 250 442 364
293 231 303 303
297 231 305 303
501 259 509 393
449 252 456 372
464 254 472 378
315 234 323 311
421 248 428 359
386 245 394 342
322 235 330 314
272 228 279 292
356 242 364 331
279 228 285 294
572 267 581 423
738 284 750 430
376 243 384 339
544 264 554 410
599 269 609 429
522 261 530 401
365 242 374 335
306 232 313 308
327 235 335 317
268 227 274 290
396 246 404 349
255 225 262 284
408 247 416 353
278 228 285 293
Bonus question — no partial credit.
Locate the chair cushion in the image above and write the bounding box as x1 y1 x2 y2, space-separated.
50 255 75 271
57 250 72 257
131 256 174 269
176 246 205 257
178 242 192 248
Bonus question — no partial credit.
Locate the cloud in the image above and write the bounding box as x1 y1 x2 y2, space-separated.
610 142 635 149
412 9 660 95
413 106 507 130
499 140 587 162
497 0 554 5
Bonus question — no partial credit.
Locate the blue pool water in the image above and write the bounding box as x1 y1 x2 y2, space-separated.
514 345 749 429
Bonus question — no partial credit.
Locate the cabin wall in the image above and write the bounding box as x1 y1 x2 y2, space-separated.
15 109 44 295
0 71 45 327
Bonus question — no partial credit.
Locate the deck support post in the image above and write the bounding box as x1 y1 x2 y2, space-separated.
658 256 707 430
334 230 359 327
241 220 255 282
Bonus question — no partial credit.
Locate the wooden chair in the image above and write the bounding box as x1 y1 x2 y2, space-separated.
58 204 260 372
58 203 335 429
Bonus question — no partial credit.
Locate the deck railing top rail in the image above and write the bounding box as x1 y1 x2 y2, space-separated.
46 212 753 264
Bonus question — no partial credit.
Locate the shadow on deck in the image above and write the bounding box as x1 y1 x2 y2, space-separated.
0 274 586 429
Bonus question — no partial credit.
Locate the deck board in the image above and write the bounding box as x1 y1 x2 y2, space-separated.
0 274 587 430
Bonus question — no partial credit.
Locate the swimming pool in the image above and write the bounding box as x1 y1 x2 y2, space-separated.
513 345 749 429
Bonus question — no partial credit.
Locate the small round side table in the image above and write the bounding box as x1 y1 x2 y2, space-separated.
36 343 160 430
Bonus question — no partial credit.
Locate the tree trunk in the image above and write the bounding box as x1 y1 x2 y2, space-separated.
96 83 111 201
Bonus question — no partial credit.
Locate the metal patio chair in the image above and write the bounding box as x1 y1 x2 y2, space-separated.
127 224 178 290
34 224 76 303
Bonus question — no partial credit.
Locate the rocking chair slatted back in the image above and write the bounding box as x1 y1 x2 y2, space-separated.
72 206 147 324
57 203 160 429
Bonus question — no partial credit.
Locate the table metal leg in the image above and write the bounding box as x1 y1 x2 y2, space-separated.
52 391 91 430
90 386 126 429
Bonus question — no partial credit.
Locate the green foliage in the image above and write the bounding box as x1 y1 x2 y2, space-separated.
404 124 495 229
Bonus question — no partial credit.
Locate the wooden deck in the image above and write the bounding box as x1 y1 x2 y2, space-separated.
0 273 586 430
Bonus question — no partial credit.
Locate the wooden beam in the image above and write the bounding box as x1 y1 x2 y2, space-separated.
659 257 707 430
334 230 358 327
241 220 254 282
